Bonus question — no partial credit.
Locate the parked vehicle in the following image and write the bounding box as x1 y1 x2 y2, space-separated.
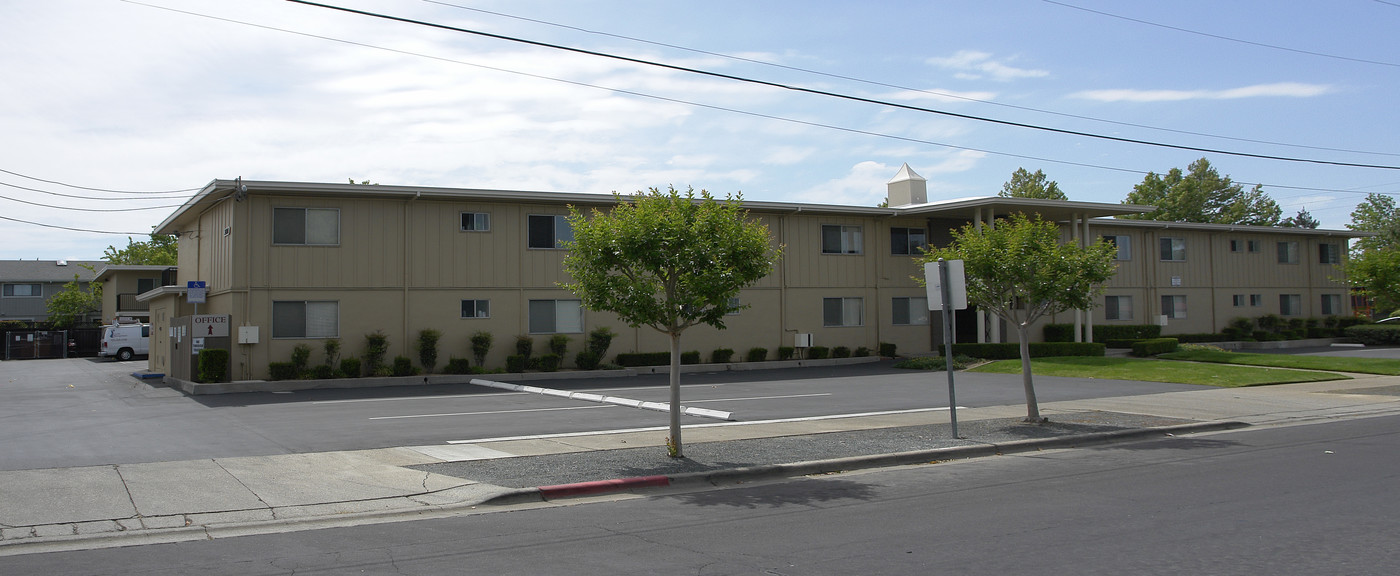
100 323 150 361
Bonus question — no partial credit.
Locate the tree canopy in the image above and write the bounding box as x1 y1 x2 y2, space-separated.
46 270 102 328
999 167 1067 200
562 186 780 456
1119 158 1281 226
1280 208 1320 229
1345 193 1400 315
919 213 1116 422
104 232 177 265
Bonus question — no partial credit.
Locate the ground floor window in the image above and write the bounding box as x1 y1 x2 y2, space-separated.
461 299 490 318
1161 295 1186 319
528 299 583 333
892 297 929 325
823 297 864 327
1321 294 1343 316
1105 295 1133 320
272 301 338 338
1280 294 1302 316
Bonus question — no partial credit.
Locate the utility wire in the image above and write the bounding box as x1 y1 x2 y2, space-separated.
0 193 184 212
424 0 1400 159
0 168 199 194
1043 0 1400 68
287 0 1400 171
0 214 155 236
0 180 191 201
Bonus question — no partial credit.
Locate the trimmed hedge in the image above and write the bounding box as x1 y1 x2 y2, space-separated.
778 346 795 360
1045 323 1162 343
1131 338 1179 357
443 357 474 374
268 361 300 381
538 354 561 372
197 348 229 383
712 348 735 363
808 346 830 360
615 352 672 367
878 342 897 357
339 358 361 378
952 342 1106 360
682 351 701 365
1175 333 1232 343
1345 324 1400 345
746 347 768 362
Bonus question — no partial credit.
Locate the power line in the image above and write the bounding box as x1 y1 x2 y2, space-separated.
0 180 192 201
424 0 1400 160
0 193 184 212
0 214 155 236
286 0 1400 171
1043 0 1400 68
0 168 199 194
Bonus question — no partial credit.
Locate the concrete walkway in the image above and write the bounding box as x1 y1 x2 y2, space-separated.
3 371 1398 556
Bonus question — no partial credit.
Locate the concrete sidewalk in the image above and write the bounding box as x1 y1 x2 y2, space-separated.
3 372 1399 556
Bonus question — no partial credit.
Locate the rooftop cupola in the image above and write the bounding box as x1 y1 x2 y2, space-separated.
886 163 927 206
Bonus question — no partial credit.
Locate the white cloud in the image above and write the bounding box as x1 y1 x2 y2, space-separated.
1071 82 1334 102
926 50 1048 82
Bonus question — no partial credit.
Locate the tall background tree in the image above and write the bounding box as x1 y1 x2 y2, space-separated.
919 213 1116 422
104 232 178 265
999 167 1068 200
562 186 780 457
1119 158 1281 226
1345 193 1400 316
1280 208 1320 229
46 265 102 328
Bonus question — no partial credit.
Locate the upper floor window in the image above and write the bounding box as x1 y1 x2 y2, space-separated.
1159 237 1186 262
136 278 157 294
2 283 42 297
822 225 863 255
1277 241 1299 264
1102 235 1131 260
273 207 339 245
1247 240 1262 253
461 212 491 232
1229 239 1244 253
528 215 572 249
890 227 927 255
1319 243 1341 265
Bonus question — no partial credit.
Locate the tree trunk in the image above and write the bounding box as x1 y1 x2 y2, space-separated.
668 331 683 458
1018 323 1042 422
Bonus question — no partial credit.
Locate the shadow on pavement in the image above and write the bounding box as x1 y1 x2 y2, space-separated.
665 478 880 509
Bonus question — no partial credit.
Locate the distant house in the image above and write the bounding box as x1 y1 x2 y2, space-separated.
91 265 176 325
146 166 1363 380
0 260 104 325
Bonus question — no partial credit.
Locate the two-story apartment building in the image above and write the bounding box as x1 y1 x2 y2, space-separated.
145 166 1360 381
0 260 104 325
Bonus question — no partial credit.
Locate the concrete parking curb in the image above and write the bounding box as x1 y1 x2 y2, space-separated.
519 421 1250 502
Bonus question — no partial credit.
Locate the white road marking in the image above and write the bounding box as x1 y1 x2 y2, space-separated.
368 405 612 420
444 407 957 444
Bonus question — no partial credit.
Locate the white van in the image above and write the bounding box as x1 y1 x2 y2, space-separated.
100 323 150 361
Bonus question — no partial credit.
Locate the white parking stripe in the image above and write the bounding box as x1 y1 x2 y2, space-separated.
368 405 612 420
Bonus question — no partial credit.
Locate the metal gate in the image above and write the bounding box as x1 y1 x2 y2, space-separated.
4 330 68 360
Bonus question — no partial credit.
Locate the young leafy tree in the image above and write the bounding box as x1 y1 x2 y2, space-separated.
46 271 102 328
1119 158 1281 226
998 167 1068 200
1345 193 1400 314
918 213 1116 422
562 186 780 457
104 232 178 265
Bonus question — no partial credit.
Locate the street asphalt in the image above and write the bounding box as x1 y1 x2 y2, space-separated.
3 354 1400 557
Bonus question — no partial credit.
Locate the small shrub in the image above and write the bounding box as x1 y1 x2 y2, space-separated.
444 357 474 374
1105 339 1140 349
291 344 312 371
575 350 602 370
363 331 389 376
506 354 529 373
538 354 561 372
549 334 570 357
310 364 336 379
322 338 341 367
777 346 795 360
1131 338 1179 357
1090 324 1162 343
1256 314 1283 332
197 348 230 383
587 327 616 357
470 331 493 367
712 348 734 363
681 350 701 365
831 346 851 358
339 357 362 378
417 329 442 374
1306 327 1334 338
808 346 830 360
1176 333 1230 343
878 342 897 357
854 346 871 357
392 355 418 376
515 335 534 358
746 347 768 362
268 362 299 381
614 352 672 367
1287 318 1305 331
527 357 543 370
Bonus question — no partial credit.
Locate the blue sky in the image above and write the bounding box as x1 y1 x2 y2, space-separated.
3 0 1398 260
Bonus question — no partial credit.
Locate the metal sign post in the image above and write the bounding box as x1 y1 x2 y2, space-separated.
925 259 968 439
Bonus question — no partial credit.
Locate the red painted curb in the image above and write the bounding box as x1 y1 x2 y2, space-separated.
538 475 671 498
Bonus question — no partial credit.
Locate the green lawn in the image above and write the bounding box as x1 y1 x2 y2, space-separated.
1159 349 1400 376
968 356 1349 387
